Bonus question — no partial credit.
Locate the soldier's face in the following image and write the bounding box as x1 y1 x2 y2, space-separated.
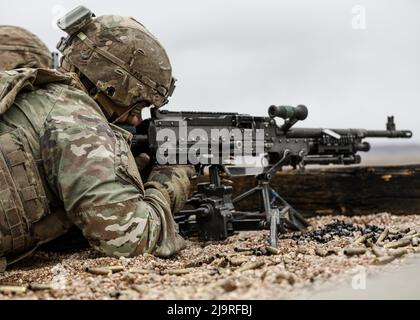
115 113 142 126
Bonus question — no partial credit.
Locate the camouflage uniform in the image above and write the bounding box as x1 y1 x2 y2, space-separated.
0 13 189 269
0 68 187 268
0 26 52 70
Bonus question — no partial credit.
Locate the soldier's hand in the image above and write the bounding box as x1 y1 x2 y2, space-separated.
135 152 150 171
179 165 195 179
145 165 194 214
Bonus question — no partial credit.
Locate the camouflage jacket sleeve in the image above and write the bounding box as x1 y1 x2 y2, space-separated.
40 88 185 257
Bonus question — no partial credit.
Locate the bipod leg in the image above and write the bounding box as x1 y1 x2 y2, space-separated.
270 188 309 231
260 180 285 247
232 185 262 205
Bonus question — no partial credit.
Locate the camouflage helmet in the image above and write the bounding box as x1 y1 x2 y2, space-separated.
0 25 52 70
57 9 175 111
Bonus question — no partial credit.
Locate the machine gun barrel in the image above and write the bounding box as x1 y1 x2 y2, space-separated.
286 128 412 139
364 130 412 138
286 115 412 139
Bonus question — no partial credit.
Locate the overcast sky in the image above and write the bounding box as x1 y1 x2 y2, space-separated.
1 0 419 146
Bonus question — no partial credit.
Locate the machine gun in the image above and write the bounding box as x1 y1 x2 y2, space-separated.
125 105 412 247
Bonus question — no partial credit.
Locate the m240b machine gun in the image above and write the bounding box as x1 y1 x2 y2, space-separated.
126 105 412 247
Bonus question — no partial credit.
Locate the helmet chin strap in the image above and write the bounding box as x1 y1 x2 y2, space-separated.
111 104 138 124
111 101 149 124
91 90 118 120
91 90 148 124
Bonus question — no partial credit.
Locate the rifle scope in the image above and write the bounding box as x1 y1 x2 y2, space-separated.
268 105 308 121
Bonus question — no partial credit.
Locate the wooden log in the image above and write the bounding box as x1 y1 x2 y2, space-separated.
191 165 420 216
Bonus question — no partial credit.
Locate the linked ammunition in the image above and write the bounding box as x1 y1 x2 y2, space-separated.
128 268 153 274
229 257 248 266
236 260 265 272
365 239 375 248
373 256 396 265
405 230 416 237
384 238 411 249
236 251 253 256
376 228 389 244
386 235 396 242
217 258 229 268
327 248 340 255
160 269 191 276
266 246 280 255
108 266 124 273
389 248 407 258
343 247 367 256
388 228 399 235
234 247 253 252
86 266 124 275
220 251 252 258
402 233 420 241
354 234 371 245
85 267 112 275
185 255 215 268
372 246 386 257
29 283 53 291
0 285 27 294
255 247 268 256
399 228 411 234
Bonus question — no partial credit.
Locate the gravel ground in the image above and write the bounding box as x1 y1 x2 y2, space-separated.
1 212 420 300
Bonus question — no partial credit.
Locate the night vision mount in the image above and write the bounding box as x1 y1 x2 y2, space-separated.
56 5 95 52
